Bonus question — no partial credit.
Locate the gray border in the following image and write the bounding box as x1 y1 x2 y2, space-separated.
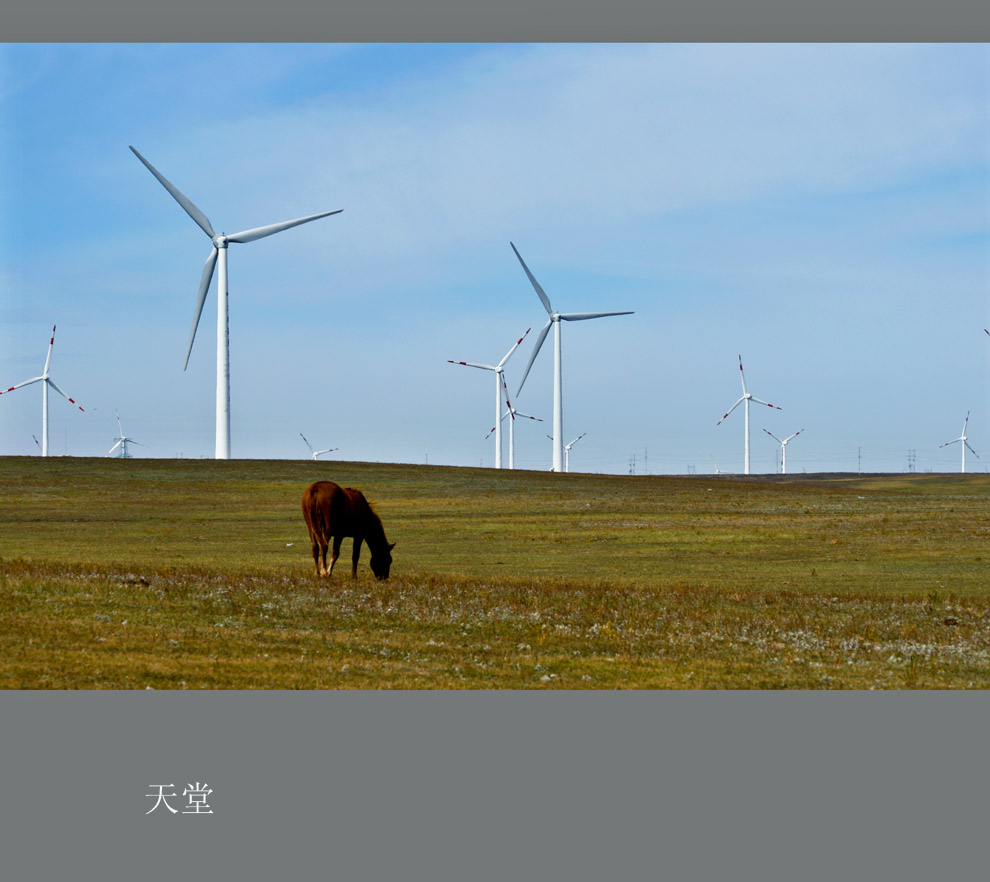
4 1 990 878
3 691 988 880
2 0 990 41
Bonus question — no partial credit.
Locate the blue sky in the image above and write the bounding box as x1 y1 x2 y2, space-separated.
1 43 988 473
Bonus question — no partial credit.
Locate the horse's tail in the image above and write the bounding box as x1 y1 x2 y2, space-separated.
302 488 329 544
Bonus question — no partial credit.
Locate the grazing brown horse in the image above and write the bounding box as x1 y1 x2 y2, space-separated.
301 481 395 579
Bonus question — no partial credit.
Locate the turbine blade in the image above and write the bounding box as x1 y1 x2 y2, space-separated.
516 319 552 396
763 428 781 443
717 397 745 425
568 432 586 447
316 448 338 456
447 360 497 371
965 442 980 458
750 396 781 410
227 210 342 244
499 374 516 419
43 325 56 375
510 242 553 315
939 439 960 448
514 410 542 421
184 246 218 370
559 311 634 321
1 376 44 395
497 327 532 369
738 355 748 395
106 440 122 457
129 146 216 238
116 409 123 436
47 379 84 411
300 433 315 454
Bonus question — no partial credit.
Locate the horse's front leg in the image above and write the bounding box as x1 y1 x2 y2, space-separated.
351 537 363 578
328 535 343 578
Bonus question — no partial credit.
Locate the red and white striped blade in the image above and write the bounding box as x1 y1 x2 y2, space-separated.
751 396 781 411
763 428 781 443
47 378 84 411
0 376 43 395
737 355 748 395
447 359 496 371
497 327 531 369
717 396 744 425
43 325 56 375
500 374 516 420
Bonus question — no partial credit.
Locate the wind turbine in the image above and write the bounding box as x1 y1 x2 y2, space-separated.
546 431 586 472
763 427 804 475
939 412 979 473
0 325 84 457
717 355 781 474
511 242 633 472
563 432 586 473
448 328 530 469
300 433 339 461
129 146 342 460
710 454 725 476
486 375 542 470
106 409 147 458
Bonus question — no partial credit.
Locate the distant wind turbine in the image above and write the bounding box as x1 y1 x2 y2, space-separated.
511 242 633 472
563 432 586 473
763 427 804 475
448 328 530 469
300 433 338 461
710 455 724 476
939 412 979 473
717 355 781 475
106 410 147 458
486 375 542 470
129 146 342 460
0 325 84 457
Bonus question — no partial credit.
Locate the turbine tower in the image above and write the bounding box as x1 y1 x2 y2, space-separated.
448 328 530 469
130 146 342 460
511 242 633 472
763 427 804 475
939 412 979 473
717 355 781 475
106 410 147 458
486 375 542 470
300 433 339 461
0 325 84 457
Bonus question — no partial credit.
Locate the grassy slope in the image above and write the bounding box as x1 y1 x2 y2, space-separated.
1 457 988 689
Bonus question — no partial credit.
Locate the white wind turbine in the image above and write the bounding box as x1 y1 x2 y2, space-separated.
0 325 84 457
717 355 781 475
563 432 586 473
547 431 586 472
486 375 542 470
939 412 979 473
129 146 342 460
448 328 531 469
300 433 339 461
763 427 804 475
511 242 633 472
106 410 147 458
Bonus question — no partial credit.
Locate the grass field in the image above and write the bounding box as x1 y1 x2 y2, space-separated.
1 456 988 689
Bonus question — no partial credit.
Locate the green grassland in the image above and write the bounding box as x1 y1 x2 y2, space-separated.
1 456 988 689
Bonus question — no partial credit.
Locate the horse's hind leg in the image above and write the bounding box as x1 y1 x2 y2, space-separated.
328 535 343 578
311 539 322 578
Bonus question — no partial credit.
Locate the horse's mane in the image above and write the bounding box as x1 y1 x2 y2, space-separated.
347 488 387 545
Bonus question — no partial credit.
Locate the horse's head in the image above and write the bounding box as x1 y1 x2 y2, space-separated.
370 542 396 580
